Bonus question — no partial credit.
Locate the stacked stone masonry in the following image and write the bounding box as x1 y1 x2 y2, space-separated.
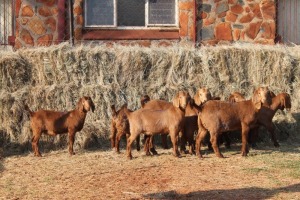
197 0 276 45
14 0 276 48
15 0 64 48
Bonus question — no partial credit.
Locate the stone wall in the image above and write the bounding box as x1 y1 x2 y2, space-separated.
14 0 277 48
197 0 276 45
15 0 65 48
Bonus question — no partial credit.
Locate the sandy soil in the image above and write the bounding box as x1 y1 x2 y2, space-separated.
1 143 300 200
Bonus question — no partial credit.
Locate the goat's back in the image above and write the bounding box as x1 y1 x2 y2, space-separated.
142 100 172 110
128 106 184 135
199 100 259 132
29 110 73 134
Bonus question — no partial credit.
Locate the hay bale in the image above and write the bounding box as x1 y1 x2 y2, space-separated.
0 43 299 153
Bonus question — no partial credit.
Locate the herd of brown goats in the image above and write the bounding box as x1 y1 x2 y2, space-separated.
25 87 291 159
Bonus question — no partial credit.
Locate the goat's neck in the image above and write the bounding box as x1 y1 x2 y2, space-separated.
270 96 282 112
74 109 87 120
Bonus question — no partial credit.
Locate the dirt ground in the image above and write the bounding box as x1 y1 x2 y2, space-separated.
1 143 300 200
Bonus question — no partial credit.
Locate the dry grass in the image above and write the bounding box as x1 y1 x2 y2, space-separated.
0 43 299 154
0 143 300 199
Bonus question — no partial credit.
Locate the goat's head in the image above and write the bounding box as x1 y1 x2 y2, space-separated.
228 92 246 103
252 87 272 109
278 93 292 111
173 91 190 110
77 96 95 113
194 88 212 106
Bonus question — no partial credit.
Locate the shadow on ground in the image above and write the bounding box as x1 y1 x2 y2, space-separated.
144 183 300 200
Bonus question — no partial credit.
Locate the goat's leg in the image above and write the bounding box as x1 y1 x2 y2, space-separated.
115 132 123 153
210 132 224 158
136 135 141 151
110 121 117 149
161 134 168 149
144 135 151 156
180 129 187 154
149 135 158 155
266 123 280 147
223 132 231 149
241 124 250 156
32 131 42 157
187 129 196 155
169 131 180 157
68 132 76 155
127 133 138 160
195 129 208 158
248 127 258 148
188 136 196 155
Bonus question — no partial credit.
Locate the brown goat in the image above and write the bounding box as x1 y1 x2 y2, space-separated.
141 97 172 155
248 92 291 147
25 96 95 156
181 88 214 155
124 91 190 159
215 91 246 149
110 105 140 153
196 87 272 158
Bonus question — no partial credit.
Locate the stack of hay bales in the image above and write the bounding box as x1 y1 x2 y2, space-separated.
0 43 299 154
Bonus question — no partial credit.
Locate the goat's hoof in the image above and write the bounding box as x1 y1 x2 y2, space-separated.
35 154 42 157
150 148 158 155
137 147 141 151
241 152 248 157
217 154 224 158
69 152 75 156
274 142 280 148
196 154 203 159
127 155 133 160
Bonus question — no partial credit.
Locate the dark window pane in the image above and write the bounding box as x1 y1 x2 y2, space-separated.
148 0 175 25
85 0 114 26
117 0 145 26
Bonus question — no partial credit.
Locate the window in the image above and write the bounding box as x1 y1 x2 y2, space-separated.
84 0 178 28
0 0 15 46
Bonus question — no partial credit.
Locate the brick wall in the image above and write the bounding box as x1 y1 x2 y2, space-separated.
197 0 276 45
15 0 65 48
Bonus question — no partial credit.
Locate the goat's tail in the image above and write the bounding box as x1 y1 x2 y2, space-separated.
121 103 131 117
140 95 150 108
24 105 33 117
110 105 117 117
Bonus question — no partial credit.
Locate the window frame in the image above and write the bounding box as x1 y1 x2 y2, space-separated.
84 0 179 29
84 0 117 28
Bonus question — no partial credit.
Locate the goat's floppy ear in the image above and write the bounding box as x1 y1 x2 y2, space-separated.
111 105 117 117
89 97 95 112
172 93 180 108
194 91 201 106
252 89 261 105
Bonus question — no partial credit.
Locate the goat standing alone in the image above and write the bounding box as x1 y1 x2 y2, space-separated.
25 96 95 156
196 87 272 158
124 91 190 159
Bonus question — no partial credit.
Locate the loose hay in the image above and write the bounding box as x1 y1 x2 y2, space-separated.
0 43 299 154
